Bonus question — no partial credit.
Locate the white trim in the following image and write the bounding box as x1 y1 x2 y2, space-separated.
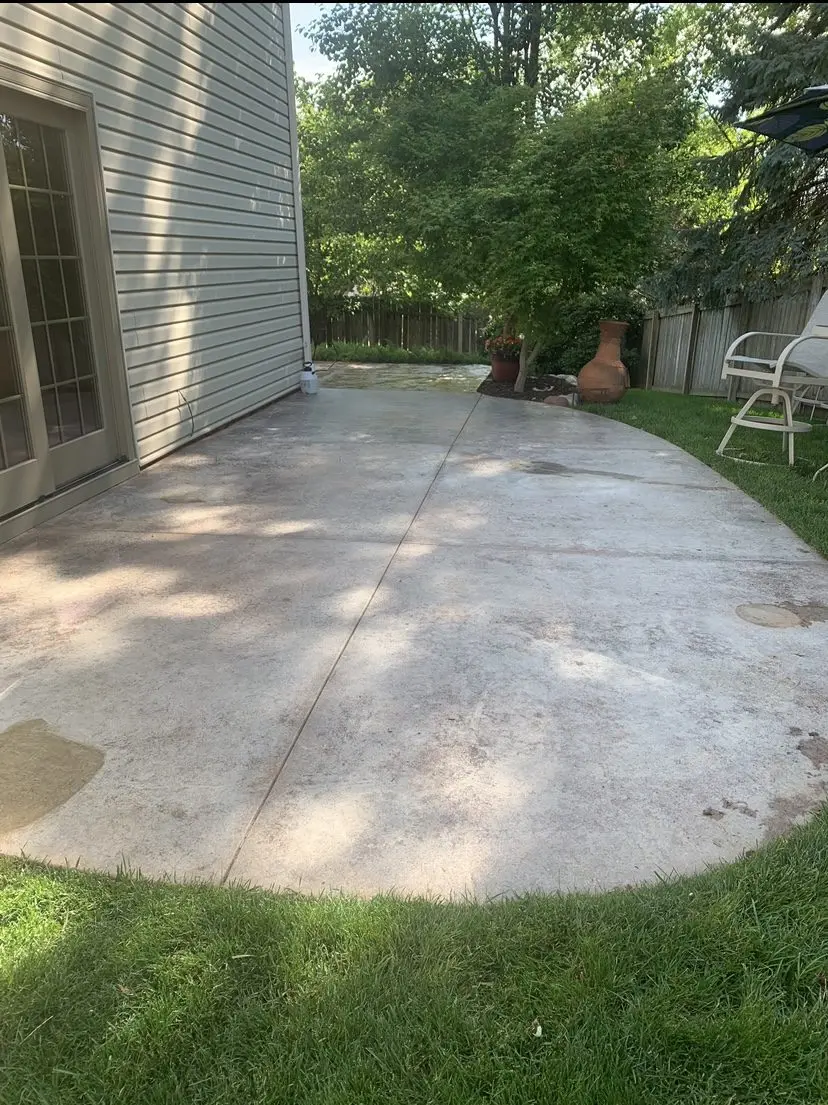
0 460 139 544
283 3 312 362
0 59 138 467
77 93 139 465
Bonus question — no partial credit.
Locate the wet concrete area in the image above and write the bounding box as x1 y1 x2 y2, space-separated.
736 602 828 628
796 733 828 768
0 719 103 833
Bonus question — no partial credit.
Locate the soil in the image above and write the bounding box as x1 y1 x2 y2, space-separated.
477 373 577 403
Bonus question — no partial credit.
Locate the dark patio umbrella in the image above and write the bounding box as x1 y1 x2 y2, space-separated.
736 85 828 155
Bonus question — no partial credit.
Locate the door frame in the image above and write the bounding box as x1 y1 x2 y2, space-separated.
0 61 137 535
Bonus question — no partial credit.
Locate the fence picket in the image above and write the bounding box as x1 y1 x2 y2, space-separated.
644 278 828 396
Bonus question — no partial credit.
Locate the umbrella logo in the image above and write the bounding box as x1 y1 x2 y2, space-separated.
789 122 828 143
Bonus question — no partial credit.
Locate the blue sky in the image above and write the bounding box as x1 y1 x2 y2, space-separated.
288 3 339 80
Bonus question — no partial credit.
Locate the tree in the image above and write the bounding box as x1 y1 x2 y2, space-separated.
465 72 695 388
298 3 701 376
652 2 828 304
297 78 417 316
308 3 666 110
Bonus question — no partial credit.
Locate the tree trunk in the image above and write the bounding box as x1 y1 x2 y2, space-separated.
525 2 543 88
488 2 502 83
514 337 542 393
501 2 515 85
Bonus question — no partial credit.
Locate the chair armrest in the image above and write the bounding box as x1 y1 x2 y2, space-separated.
778 332 828 376
724 331 800 361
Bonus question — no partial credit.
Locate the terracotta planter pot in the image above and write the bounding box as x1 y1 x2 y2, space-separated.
491 354 520 384
577 319 629 403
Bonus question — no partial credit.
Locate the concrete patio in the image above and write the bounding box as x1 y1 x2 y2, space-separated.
2 388 828 897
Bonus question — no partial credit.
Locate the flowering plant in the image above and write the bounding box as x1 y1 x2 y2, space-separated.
484 334 522 359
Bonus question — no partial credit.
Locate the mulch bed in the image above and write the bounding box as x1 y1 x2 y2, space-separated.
477 373 577 403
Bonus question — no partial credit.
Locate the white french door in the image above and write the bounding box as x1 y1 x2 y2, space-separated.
0 89 120 519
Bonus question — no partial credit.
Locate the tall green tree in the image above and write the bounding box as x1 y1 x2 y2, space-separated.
653 2 828 304
298 2 703 375
468 71 696 387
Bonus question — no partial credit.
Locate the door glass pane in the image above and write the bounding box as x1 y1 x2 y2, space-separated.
21 259 43 323
62 259 84 317
0 330 16 396
57 382 82 442
0 398 30 466
31 323 53 385
41 387 60 447
49 321 74 381
42 126 67 191
71 319 93 375
53 194 75 254
2 120 23 185
40 259 65 319
30 191 58 256
10 189 33 255
0 253 32 471
17 119 48 189
78 376 102 433
3 114 104 448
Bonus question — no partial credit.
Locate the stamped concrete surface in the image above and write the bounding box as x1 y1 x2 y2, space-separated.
2 389 828 896
315 359 490 393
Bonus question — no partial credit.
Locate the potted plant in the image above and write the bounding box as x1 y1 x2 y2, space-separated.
485 333 523 384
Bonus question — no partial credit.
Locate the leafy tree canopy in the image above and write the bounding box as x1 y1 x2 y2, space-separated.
298 2 822 333
652 2 828 304
299 2 701 322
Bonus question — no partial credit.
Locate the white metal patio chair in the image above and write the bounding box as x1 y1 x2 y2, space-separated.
717 290 828 466
793 380 828 420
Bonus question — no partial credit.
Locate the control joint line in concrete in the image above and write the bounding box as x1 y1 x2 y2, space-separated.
220 395 482 885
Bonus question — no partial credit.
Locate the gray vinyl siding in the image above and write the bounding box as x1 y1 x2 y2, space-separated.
0 2 304 464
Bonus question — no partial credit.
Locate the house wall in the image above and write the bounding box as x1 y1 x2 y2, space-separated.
0 2 307 464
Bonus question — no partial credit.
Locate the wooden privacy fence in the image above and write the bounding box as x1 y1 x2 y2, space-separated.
641 274 828 397
310 301 486 354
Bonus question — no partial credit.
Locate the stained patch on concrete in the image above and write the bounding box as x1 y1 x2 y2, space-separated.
763 783 828 841
736 601 828 629
0 719 104 833
509 459 715 490
735 603 803 628
798 735 828 769
702 807 724 820
160 492 208 504
780 602 828 627
512 460 571 476
722 798 757 818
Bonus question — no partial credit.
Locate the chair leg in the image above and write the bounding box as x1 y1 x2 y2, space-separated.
716 391 763 457
780 390 796 466
716 418 739 457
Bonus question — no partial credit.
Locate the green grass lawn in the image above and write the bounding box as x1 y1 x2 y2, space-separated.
4 387 828 1103
3 815 828 1104
585 390 828 558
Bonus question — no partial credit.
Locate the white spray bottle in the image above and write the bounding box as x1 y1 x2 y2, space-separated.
300 360 319 396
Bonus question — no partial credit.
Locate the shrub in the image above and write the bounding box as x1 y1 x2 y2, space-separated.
535 289 646 383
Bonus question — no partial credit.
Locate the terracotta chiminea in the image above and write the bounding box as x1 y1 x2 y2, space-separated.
577 319 629 403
